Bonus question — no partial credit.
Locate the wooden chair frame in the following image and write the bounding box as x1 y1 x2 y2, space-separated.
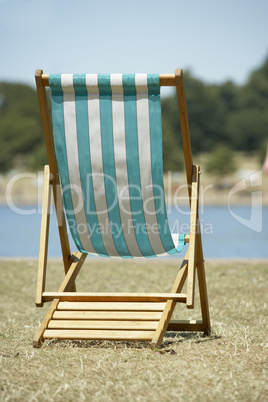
33 69 211 348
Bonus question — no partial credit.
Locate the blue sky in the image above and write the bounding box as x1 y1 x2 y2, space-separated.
1 0 268 88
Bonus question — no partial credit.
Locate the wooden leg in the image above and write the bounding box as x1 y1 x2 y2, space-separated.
151 250 189 348
186 165 200 309
36 165 52 307
33 252 87 346
151 225 211 347
196 230 211 335
33 299 60 347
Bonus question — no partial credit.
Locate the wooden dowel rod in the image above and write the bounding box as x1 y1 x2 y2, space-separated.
40 74 177 87
160 75 176 86
41 75 50 87
167 320 204 332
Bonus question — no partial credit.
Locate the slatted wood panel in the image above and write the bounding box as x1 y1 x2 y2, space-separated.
43 301 166 342
53 311 163 320
57 302 166 311
43 330 155 341
48 320 159 330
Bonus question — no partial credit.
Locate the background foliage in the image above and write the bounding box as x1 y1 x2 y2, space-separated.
0 57 267 173
162 56 268 171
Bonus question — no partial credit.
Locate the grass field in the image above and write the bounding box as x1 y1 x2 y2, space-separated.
0 258 267 401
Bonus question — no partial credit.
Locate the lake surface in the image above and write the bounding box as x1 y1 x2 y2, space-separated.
0 205 267 258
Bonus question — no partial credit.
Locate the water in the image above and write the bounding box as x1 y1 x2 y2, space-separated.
0 205 267 258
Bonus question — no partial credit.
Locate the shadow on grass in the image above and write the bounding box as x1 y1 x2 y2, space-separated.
46 339 151 349
44 331 221 350
164 331 221 344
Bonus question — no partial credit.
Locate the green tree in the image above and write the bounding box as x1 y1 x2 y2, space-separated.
226 57 268 152
205 144 236 177
0 82 46 172
1 56 268 173
161 95 184 172
184 72 228 152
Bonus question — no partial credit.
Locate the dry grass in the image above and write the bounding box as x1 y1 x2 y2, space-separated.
0 258 267 401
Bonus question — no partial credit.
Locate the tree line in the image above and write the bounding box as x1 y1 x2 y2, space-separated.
162 56 268 171
0 57 267 173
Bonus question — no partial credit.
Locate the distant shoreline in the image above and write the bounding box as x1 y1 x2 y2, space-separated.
0 256 268 263
1 196 268 207
1 161 268 207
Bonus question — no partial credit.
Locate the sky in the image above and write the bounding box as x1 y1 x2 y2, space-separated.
0 0 268 89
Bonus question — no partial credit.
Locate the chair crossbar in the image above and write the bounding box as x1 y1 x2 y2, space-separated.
40 74 179 87
42 292 187 303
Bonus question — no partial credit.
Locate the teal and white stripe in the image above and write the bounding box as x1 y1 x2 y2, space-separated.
49 73 185 257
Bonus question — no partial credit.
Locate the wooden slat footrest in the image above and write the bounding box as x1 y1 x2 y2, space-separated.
42 300 167 342
39 301 204 344
167 320 204 332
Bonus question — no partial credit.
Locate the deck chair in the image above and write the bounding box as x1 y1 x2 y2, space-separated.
33 69 210 348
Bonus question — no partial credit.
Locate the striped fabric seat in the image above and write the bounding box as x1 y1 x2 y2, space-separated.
49 73 185 258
